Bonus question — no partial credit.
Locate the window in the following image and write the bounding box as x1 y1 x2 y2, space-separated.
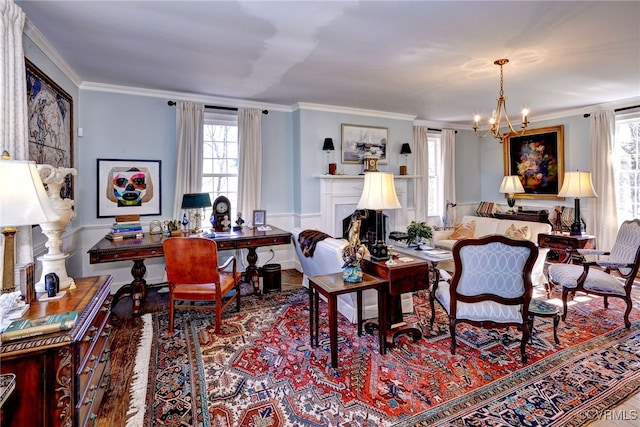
427 132 443 218
615 112 640 224
202 113 238 218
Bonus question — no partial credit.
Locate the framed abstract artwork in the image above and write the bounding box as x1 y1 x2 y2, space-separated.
26 59 74 199
97 159 161 217
341 124 388 164
503 125 565 200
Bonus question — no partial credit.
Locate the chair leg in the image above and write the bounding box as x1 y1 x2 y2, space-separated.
169 294 175 333
623 296 632 329
449 318 457 355
235 280 241 312
429 294 436 327
215 296 222 334
520 322 530 364
603 296 609 309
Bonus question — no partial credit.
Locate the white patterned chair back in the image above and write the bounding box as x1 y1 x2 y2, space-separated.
456 241 534 299
608 220 640 275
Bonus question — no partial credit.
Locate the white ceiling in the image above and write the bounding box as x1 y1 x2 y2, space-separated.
16 1 640 127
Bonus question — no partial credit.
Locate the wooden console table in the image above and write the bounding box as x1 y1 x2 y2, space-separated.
88 226 292 314
538 233 596 263
1 275 113 427
494 210 551 224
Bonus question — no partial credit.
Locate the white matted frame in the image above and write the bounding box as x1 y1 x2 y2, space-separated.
341 124 388 164
97 158 161 217
252 210 266 226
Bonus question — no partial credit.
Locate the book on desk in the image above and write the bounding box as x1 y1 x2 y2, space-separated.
1 311 78 342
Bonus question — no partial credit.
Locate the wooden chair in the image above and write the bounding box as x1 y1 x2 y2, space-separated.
163 237 241 333
430 235 538 363
548 219 640 329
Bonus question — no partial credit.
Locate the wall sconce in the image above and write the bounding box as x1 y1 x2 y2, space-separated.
181 192 212 233
399 143 412 175
499 175 525 212
322 137 336 175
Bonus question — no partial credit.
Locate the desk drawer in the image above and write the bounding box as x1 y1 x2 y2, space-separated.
78 301 111 366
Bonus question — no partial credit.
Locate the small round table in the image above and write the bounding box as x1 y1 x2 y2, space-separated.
528 299 560 344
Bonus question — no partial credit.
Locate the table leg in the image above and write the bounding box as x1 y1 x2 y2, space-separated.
328 295 338 368
244 247 261 295
112 258 147 316
553 314 560 344
356 290 363 337
314 288 319 347
309 287 314 347
377 285 386 355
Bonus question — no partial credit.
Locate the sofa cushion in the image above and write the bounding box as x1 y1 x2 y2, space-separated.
504 223 531 240
449 220 476 240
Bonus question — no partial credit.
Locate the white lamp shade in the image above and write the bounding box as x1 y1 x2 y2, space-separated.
357 172 401 210
0 159 61 226
557 171 598 198
499 175 525 195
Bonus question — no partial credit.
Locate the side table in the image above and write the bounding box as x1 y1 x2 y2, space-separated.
528 299 560 344
308 272 387 369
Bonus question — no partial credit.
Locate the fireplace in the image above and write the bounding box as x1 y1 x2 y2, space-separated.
318 175 411 238
342 209 387 248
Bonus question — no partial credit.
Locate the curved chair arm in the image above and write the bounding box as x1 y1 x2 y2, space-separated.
218 255 236 272
575 249 610 256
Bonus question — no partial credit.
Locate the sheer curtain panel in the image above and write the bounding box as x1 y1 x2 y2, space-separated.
413 126 429 220
589 110 618 250
237 108 263 220
173 102 204 219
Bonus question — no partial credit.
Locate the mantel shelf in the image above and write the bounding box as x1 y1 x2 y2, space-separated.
315 174 421 179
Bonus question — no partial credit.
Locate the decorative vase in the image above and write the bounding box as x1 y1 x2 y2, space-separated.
35 165 78 292
343 264 363 283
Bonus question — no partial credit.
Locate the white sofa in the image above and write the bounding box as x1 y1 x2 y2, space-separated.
292 227 414 323
432 215 551 287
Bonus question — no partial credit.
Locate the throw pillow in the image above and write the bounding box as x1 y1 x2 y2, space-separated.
504 223 531 240
449 220 475 240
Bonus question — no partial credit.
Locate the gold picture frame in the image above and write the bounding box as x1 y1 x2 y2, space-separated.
504 125 565 200
341 124 388 164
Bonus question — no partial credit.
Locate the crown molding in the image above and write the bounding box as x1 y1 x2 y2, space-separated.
23 18 82 87
294 102 416 121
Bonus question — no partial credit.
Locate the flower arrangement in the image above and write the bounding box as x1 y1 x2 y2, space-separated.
406 220 433 246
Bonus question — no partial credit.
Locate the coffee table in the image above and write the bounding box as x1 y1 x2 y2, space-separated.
528 299 560 344
308 272 387 369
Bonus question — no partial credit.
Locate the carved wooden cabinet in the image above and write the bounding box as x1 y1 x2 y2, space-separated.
0 275 113 427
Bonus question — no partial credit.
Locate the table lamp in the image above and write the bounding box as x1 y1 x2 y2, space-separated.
322 137 336 175
357 172 401 261
181 192 212 233
0 151 60 294
499 175 525 212
399 143 411 175
557 170 598 236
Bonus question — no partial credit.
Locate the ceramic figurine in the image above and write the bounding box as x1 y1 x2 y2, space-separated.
45 272 59 298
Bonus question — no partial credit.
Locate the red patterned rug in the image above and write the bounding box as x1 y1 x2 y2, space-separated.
140 289 640 426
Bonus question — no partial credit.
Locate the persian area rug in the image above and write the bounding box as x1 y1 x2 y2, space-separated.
141 289 640 426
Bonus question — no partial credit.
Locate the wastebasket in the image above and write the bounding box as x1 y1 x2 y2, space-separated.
261 263 281 293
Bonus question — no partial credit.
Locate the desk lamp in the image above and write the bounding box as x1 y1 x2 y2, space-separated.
0 152 60 294
557 170 598 236
399 143 412 175
357 172 401 261
181 193 212 234
499 175 525 212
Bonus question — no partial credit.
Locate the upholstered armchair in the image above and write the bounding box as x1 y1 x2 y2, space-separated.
430 235 538 363
548 219 640 329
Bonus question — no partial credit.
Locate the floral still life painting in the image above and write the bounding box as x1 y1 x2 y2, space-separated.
504 125 564 199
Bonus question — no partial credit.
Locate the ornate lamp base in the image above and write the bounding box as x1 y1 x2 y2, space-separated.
35 253 75 292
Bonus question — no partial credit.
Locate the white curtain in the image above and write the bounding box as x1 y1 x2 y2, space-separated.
173 101 204 220
237 108 263 222
413 126 429 220
589 110 618 250
441 129 456 214
0 0 30 268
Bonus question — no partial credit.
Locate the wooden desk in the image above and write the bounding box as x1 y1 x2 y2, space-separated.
88 226 292 314
308 272 387 368
1 275 113 427
363 255 431 348
538 232 596 263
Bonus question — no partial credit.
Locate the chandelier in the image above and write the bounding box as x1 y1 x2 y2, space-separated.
473 58 529 143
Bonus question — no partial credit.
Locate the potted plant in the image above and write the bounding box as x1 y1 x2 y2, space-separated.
406 220 433 249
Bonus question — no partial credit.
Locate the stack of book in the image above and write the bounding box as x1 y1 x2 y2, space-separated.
106 214 143 241
1 311 78 342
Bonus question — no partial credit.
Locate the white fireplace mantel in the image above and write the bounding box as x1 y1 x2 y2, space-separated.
316 174 419 237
